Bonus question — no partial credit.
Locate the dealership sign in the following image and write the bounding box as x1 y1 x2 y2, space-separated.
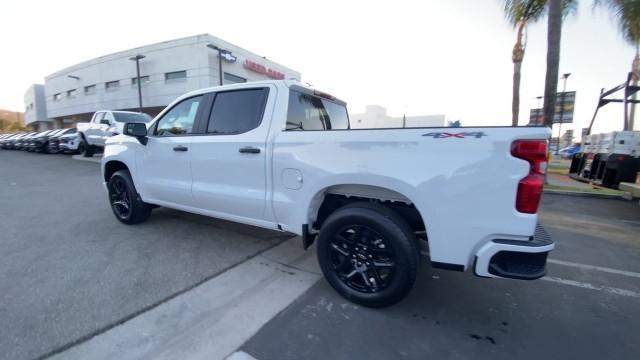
553 91 576 124
219 51 237 63
243 60 285 80
527 91 577 125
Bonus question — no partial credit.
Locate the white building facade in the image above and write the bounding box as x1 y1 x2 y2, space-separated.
23 84 48 130
350 105 445 129
24 34 301 129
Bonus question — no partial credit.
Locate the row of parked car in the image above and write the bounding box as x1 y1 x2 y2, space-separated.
0 128 84 154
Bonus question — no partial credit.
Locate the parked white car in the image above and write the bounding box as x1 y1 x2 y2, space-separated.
58 130 82 154
102 80 553 307
77 110 151 157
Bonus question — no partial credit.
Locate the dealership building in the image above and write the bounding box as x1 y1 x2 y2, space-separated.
23 34 301 130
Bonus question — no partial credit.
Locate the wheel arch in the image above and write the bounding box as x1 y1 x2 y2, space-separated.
103 160 130 183
306 182 427 238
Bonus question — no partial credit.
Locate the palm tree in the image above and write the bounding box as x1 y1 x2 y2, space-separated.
542 0 578 128
503 0 548 126
543 0 563 127
596 0 640 130
504 1 577 127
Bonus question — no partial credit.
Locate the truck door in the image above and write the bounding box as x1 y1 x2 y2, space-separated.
98 111 115 146
136 95 205 206
189 86 274 223
86 112 104 145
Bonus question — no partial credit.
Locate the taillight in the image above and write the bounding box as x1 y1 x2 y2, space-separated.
511 140 548 214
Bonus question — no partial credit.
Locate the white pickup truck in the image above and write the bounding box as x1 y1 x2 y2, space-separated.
101 80 553 307
77 110 151 157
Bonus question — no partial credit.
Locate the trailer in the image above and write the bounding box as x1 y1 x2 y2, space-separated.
569 73 640 188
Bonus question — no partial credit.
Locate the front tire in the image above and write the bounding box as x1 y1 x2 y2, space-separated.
317 202 419 308
108 170 152 224
80 137 94 157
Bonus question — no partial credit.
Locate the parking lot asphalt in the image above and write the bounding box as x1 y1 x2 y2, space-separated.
3 149 640 360
241 195 640 360
0 151 290 360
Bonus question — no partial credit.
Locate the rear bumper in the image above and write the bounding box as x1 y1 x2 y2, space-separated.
474 224 554 280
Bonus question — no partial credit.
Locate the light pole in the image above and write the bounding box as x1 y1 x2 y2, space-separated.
206 44 233 86
129 55 146 113
556 73 571 154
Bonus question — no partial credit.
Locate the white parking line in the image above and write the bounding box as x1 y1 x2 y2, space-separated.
51 239 320 360
542 276 640 298
226 351 259 360
548 259 640 279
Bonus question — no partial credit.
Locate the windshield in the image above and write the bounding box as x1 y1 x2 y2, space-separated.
113 112 152 123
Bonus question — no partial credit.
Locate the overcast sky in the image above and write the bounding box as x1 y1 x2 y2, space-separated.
0 0 635 136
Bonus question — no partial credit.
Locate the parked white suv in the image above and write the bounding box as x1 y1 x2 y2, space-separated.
77 110 151 157
102 80 553 307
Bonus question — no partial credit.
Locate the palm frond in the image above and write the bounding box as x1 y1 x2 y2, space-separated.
595 0 640 45
502 0 548 27
502 0 577 27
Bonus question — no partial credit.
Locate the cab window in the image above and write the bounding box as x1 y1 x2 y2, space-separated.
206 88 268 135
93 112 104 124
154 96 203 136
286 90 350 130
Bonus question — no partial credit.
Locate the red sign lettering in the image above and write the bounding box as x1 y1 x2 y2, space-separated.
243 60 285 80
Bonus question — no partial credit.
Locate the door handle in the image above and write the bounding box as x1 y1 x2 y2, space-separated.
173 145 189 152
239 146 260 154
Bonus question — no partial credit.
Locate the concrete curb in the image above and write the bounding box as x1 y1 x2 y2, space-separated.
543 189 626 200
71 155 102 164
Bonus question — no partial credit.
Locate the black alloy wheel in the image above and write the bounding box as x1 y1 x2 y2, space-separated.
330 225 396 293
107 170 152 224
109 177 132 220
317 202 419 308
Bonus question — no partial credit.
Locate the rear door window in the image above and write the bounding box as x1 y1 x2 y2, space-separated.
206 88 269 135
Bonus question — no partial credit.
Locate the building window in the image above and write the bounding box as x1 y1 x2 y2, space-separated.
29 103 34 110
131 76 150 86
105 80 120 91
223 72 247 84
84 84 96 95
67 89 77 98
165 70 187 81
53 93 62 101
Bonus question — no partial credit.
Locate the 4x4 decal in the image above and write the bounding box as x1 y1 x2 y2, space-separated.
422 132 487 139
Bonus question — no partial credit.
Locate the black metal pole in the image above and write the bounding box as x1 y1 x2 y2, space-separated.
556 74 570 154
135 58 143 113
218 50 223 86
557 92 564 154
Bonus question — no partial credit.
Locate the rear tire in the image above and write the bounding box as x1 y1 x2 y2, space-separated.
108 170 152 225
316 202 419 308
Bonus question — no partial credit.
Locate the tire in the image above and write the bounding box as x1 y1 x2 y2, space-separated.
80 137 94 157
107 170 152 225
316 202 419 308
75 141 85 155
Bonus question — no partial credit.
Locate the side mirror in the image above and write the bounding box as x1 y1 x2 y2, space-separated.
123 122 148 145
100 119 111 125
